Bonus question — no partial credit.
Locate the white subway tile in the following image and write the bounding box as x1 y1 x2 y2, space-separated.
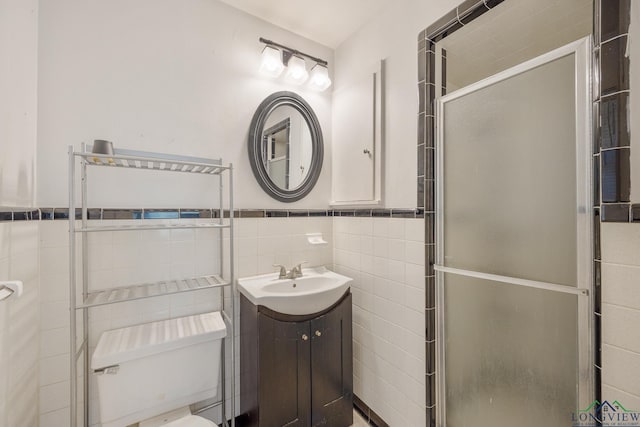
40 407 70 427
346 234 361 253
237 255 258 278
360 236 373 255
10 222 39 255
256 254 276 275
333 218 349 234
602 384 640 412
235 218 259 238
602 344 640 397
387 219 405 240
169 227 195 242
387 239 405 261
39 381 70 414
401 307 425 336
404 285 425 312
112 229 142 246
387 260 405 283
87 244 113 271
404 262 424 289
169 240 195 265
602 263 640 310
404 240 425 265
358 218 373 236
372 218 389 237
236 237 258 257
40 222 69 248
40 301 70 331
40 354 70 386
401 352 426 384
40 247 68 276
257 218 288 237
371 257 389 279
10 253 39 283
601 223 640 266
404 218 424 242
195 227 217 242
360 254 373 273
40 328 70 358
373 237 389 258
87 230 114 247
602 304 640 354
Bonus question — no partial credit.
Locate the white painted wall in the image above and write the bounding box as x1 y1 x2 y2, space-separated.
0 0 40 425
37 0 333 209
0 0 38 207
601 224 640 409
332 0 458 208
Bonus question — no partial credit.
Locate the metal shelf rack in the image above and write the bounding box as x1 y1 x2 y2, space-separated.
68 143 235 427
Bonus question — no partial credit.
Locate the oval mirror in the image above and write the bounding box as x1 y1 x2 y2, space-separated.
248 92 324 202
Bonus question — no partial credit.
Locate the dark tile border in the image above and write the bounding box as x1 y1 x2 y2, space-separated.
418 1 506 416
0 207 426 222
596 0 632 222
353 394 390 427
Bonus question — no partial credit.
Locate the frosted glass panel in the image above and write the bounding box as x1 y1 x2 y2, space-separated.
444 273 578 427
443 54 577 286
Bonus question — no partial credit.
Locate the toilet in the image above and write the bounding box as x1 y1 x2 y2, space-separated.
91 311 227 427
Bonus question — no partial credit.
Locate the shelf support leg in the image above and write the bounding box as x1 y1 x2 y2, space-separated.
68 146 78 427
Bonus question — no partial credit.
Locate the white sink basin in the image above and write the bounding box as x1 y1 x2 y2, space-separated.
237 267 352 315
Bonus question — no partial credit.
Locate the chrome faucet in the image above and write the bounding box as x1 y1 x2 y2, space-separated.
273 262 307 279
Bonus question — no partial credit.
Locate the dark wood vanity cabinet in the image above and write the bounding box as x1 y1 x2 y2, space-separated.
240 292 353 427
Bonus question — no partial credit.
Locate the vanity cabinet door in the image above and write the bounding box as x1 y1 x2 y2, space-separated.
309 293 353 427
259 314 311 427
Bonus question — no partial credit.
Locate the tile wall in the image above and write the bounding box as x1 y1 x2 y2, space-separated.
600 223 640 409
333 216 426 426
0 221 40 426
36 215 332 426
4 208 428 427
418 2 504 423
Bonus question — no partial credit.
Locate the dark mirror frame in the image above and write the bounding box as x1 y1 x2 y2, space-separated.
248 91 324 202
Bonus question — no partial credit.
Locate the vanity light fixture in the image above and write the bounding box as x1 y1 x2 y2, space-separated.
259 37 332 91
308 64 332 91
259 45 285 78
284 55 309 85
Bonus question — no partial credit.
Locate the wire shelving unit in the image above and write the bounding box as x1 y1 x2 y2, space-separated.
68 143 235 427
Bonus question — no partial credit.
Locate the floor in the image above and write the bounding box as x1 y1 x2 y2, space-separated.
352 410 370 426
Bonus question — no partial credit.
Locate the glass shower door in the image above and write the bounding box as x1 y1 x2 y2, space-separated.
436 38 593 427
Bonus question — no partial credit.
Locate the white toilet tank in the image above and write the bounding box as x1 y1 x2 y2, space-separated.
91 311 227 427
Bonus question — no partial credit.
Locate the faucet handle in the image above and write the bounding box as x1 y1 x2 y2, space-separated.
292 261 308 275
273 264 287 278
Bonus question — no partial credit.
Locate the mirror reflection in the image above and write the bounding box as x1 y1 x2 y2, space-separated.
262 105 313 190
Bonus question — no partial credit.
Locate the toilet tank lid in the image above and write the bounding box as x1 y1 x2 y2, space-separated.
91 311 227 369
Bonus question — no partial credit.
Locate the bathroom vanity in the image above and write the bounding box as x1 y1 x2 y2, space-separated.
239 291 353 427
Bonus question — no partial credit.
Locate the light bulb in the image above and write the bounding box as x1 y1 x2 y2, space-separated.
285 55 309 85
259 45 284 78
308 64 332 91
